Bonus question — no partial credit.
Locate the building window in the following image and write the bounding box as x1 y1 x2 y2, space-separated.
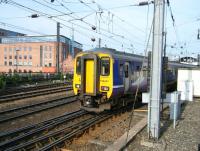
4 47 7 53
13 60 17 65
49 46 52 51
4 55 7 59
19 55 22 59
18 61 23 65
9 61 12 66
4 61 7 66
9 56 12 59
29 46 32 51
24 55 27 59
49 63 52 67
24 47 27 51
45 46 47 51
15 55 17 59
49 53 52 59
28 62 32 66
24 69 27 73
9 48 12 52
9 69 12 73
29 55 32 59
44 53 47 59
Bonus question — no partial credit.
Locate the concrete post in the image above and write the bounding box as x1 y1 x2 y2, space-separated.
148 0 165 139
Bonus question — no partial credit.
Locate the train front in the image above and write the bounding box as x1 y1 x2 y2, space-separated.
73 51 113 112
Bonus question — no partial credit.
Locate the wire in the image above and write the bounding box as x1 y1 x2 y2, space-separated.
166 0 182 54
0 16 30 20
0 21 46 35
6 1 131 49
31 0 132 45
90 0 146 34
125 15 154 145
144 0 150 47
77 0 145 45
57 0 144 46
5 0 145 50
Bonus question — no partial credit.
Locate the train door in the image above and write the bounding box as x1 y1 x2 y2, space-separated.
124 62 130 93
85 59 95 94
81 54 99 95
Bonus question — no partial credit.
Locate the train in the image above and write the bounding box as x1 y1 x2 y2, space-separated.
73 48 195 112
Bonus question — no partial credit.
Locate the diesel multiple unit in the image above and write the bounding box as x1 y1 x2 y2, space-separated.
73 48 194 112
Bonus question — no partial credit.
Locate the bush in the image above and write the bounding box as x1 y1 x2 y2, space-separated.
0 75 6 89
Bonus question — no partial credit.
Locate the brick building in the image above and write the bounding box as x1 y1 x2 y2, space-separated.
0 35 82 73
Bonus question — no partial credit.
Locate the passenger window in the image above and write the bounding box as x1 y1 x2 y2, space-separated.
119 64 123 77
125 65 129 78
76 57 81 74
101 57 110 76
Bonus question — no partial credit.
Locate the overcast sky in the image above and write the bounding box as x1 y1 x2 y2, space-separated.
0 0 199 58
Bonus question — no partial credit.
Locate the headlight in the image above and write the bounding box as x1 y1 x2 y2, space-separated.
75 84 80 88
101 86 109 91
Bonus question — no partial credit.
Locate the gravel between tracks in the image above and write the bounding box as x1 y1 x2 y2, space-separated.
127 98 200 151
61 98 200 151
63 110 146 151
0 91 80 132
0 90 73 111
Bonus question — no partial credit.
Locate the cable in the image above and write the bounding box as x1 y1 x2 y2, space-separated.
0 21 46 35
6 1 130 48
57 0 144 46
5 0 144 50
90 0 146 34
166 0 181 50
32 0 134 46
125 16 154 144
144 0 150 47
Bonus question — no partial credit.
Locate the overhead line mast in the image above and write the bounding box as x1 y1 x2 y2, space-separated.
148 0 165 139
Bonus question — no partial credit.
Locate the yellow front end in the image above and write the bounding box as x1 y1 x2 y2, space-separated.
73 52 113 100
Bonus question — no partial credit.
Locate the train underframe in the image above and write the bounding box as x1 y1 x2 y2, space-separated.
78 93 138 112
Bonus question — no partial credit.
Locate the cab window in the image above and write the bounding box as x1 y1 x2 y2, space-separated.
76 57 81 74
101 57 110 76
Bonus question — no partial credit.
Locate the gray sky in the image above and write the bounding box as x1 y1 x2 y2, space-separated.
0 0 199 58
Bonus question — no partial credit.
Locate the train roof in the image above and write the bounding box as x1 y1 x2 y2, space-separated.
85 47 146 62
80 47 198 69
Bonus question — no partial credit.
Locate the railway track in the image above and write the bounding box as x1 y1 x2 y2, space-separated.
0 82 70 96
0 108 127 151
0 95 77 123
0 86 72 103
0 110 88 150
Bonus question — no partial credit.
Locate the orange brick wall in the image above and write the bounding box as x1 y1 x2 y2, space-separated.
0 42 82 73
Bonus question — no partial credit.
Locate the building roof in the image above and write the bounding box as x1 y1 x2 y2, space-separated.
0 35 82 49
0 28 25 36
